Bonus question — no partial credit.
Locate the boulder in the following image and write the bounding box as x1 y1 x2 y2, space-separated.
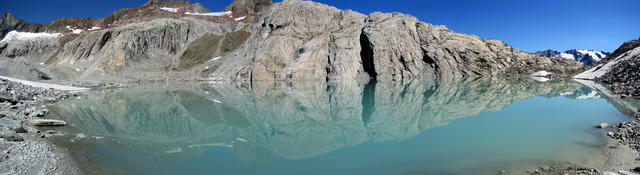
597 123 608 128
27 119 67 126
0 130 23 141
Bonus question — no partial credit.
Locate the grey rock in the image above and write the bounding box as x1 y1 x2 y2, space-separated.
598 123 609 128
0 117 20 130
0 130 23 141
27 119 67 126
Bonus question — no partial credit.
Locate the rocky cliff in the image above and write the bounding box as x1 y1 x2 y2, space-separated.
574 38 640 98
0 0 583 83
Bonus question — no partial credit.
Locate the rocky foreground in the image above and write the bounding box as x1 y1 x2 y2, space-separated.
0 78 81 174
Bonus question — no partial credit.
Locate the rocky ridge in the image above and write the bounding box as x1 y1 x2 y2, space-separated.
0 0 582 84
575 38 640 98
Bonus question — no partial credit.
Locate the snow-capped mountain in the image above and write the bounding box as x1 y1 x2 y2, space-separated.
535 49 610 65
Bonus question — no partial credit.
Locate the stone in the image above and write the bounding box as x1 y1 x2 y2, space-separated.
27 119 67 126
0 118 20 130
598 123 609 128
0 130 23 142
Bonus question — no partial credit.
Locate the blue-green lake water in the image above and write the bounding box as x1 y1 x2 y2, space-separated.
45 78 640 174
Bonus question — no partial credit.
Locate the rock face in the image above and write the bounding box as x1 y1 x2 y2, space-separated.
536 49 610 65
575 38 640 98
1 0 583 83
214 0 582 82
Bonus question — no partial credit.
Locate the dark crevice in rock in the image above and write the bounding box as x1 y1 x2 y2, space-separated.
421 49 439 70
359 32 377 80
361 80 376 124
98 31 112 50
0 43 7 55
325 54 331 82
399 55 410 71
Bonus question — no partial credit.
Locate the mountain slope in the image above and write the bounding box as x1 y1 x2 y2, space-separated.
536 49 610 65
574 38 640 98
0 0 582 83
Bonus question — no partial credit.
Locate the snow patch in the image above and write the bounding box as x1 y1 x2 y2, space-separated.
160 7 178 13
0 75 89 91
574 47 640 80
66 26 84 34
185 11 232 17
559 53 575 60
212 56 221 61
235 138 248 142
234 16 246 21
531 71 552 77
88 26 101 31
0 30 61 43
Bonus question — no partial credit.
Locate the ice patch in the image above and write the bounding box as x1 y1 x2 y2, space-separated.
160 7 178 13
185 11 232 17
0 30 61 43
235 138 248 142
531 71 552 77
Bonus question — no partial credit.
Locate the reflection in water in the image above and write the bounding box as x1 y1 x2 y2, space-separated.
45 78 632 174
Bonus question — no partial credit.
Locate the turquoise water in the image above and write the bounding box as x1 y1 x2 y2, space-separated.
45 78 639 174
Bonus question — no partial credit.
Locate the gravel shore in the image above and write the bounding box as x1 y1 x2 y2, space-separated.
0 78 82 174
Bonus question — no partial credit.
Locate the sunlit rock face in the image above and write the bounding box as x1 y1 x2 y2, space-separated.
47 78 584 161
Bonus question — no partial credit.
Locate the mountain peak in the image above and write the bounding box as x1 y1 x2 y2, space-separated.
2 12 18 22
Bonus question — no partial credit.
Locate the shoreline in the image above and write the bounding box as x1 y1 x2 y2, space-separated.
0 77 84 174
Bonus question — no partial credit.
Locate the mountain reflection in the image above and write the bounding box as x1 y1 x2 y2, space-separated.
48 78 586 162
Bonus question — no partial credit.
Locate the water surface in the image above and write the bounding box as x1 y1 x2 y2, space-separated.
45 78 639 174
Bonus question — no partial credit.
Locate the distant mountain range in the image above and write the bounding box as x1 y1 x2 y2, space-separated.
535 49 610 65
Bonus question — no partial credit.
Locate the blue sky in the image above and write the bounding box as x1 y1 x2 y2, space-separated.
2 0 639 52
